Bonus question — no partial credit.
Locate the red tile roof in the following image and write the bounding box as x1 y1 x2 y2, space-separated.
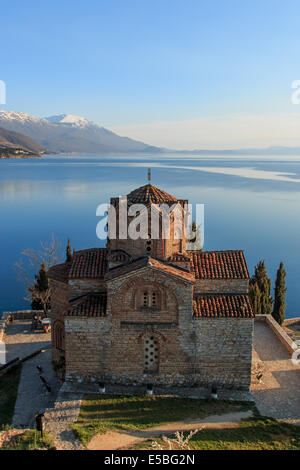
106 256 195 282
48 262 71 283
66 293 107 317
189 250 249 279
168 252 191 262
69 248 108 279
193 294 254 318
126 184 179 205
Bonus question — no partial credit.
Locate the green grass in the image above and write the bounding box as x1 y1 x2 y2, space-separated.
135 417 300 450
2 430 55 450
71 394 253 447
0 364 22 427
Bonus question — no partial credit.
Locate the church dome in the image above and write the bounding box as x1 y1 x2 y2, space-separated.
126 184 178 205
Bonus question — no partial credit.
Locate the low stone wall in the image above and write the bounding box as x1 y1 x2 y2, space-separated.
284 317 300 327
0 312 10 342
0 310 45 342
2 310 46 320
255 314 297 355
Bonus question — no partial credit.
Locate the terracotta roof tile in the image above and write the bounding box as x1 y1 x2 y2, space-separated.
193 294 254 318
66 293 107 317
106 256 195 282
168 252 191 262
189 250 249 279
48 262 71 283
126 184 179 205
69 248 108 279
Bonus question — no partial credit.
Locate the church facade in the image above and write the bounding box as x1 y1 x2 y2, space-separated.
48 183 254 390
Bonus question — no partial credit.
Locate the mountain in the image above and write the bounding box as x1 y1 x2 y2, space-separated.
175 146 300 156
0 126 45 154
44 114 92 127
0 111 161 154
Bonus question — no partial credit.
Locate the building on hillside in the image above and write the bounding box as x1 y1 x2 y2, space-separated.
48 182 254 390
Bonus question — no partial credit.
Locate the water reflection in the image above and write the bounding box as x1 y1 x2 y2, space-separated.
0 154 299 318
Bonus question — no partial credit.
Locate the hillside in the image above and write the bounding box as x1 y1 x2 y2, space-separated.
0 126 45 154
0 111 162 154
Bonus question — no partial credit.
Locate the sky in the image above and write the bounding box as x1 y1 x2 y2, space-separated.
1 0 300 149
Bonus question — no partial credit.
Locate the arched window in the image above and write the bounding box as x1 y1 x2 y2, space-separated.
143 336 159 373
53 320 65 350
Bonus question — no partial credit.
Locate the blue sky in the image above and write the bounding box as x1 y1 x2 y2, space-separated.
1 0 300 148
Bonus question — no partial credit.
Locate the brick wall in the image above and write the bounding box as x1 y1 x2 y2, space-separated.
64 268 253 390
108 204 187 260
49 279 69 363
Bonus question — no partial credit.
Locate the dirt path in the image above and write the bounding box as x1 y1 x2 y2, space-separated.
87 410 253 450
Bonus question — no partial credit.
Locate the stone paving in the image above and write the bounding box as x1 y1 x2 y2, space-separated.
3 320 60 428
251 321 300 424
12 348 61 428
44 393 84 450
4 319 51 361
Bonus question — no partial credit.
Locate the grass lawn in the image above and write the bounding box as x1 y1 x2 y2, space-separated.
2 430 55 450
71 394 254 446
0 364 22 427
135 417 300 450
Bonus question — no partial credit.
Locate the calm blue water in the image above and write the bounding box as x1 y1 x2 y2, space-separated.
0 153 299 318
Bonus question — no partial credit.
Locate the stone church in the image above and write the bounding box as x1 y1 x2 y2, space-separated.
48 183 254 390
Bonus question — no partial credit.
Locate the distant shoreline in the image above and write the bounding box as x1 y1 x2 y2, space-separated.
0 147 42 159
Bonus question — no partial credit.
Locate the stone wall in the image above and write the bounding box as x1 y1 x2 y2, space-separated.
64 268 253 390
193 317 253 389
64 317 108 381
194 279 249 294
49 279 69 363
108 203 187 260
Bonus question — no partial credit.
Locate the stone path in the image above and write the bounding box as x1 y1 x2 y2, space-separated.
12 348 60 427
44 392 84 450
3 320 60 428
87 410 253 450
251 321 300 424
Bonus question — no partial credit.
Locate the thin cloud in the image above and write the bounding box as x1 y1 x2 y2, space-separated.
112 113 300 150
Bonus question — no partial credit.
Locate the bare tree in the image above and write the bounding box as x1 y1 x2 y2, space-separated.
15 234 64 313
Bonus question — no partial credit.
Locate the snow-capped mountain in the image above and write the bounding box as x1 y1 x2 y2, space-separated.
0 110 161 154
44 114 94 128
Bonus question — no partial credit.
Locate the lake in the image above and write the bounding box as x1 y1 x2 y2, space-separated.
0 153 299 319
